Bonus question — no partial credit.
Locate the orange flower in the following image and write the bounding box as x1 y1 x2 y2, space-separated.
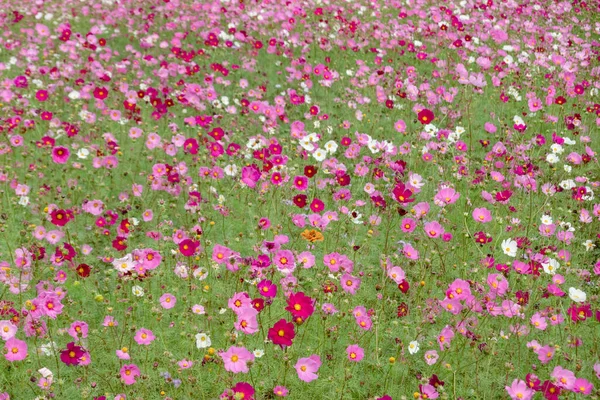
301 229 324 243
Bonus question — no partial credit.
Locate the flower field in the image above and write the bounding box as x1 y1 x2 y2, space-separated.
0 0 599 399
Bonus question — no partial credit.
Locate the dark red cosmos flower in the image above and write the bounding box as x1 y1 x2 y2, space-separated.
525 374 541 391
515 291 529 306
429 374 445 388
398 280 410 294
285 292 315 320
392 182 414 204
251 298 265 313
417 108 434 124
60 342 84 366
76 263 91 278
268 319 295 348
50 209 72 227
397 302 408 317
179 239 200 257
540 380 561 400
371 195 387 209
293 194 307 208
309 198 324 212
474 231 492 244
304 165 318 178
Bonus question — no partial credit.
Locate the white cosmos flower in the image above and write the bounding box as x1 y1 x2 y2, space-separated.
568 287 586 303
195 333 211 349
324 140 338 154
546 154 559 164
408 341 420 355
540 215 553 225
132 285 145 297
501 239 517 257
113 255 135 273
313 148 327 161
253 349 265 358
542 258 559 275
76 148 90 159
224 164 238 177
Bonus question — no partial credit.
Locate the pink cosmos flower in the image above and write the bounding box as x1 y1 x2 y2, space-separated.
295 354 321 382
400 218 416 233
346 344 364 362
235 308 259 335
434 187 460 206
116 347 130 360
437 326 455 351
424 221 444 238
120 364 141 385
340 273 361 295
505 379 534 400
67 321 89 339
4 337 27 361
536 345 555 364
134 328 155 345
241 165 261 188
530 313 547 330
159 293 176 309
0 320 17 340
273 386 289 397
51 146 70 164
220 346 255 373
419 384 439 399
178 359 194 369
551 366 576 390
102 316 118 327
424 350 439 365
472 208 492 223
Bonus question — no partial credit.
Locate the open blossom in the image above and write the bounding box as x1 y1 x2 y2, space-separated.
134 328 155 345
4 337 27 362
501 239 518 257
120 364 141 385
505 379 534 400
295 355 321 382
220 346 254 373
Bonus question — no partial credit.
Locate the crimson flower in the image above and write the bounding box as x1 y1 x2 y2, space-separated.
392 182 414 204
285 292 315 320
417 108 434 124
50 209 72 227
179 239 200 257
268 319 295 348
60 342 84 366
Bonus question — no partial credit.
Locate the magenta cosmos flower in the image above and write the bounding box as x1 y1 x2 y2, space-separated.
134 328 155 345
295 354 321 382
241 164 261 188
159 293 176 309
257 279 277 298
346 344 364 362
4 337 27 361
60 342 84 366
179 239 200 257
51 146 70 164
120 364 141 385
219 346 254 373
